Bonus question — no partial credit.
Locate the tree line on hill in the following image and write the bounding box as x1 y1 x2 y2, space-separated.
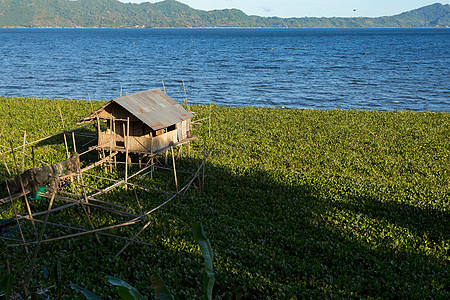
0 0 449 28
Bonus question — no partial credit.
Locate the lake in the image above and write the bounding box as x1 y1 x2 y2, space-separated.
0 28 449 111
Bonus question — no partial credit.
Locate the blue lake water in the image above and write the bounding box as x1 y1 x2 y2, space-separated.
0 28 449 111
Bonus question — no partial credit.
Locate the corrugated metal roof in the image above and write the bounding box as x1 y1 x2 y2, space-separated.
79 89 194 131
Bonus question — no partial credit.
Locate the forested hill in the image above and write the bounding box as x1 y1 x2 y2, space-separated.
0 0 449 28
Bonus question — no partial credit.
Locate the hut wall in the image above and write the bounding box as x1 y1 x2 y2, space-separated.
98 130 178 153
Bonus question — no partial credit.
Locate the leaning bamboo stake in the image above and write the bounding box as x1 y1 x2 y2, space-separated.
134 190 144 216
0 116 7 139
88 94 94 114
202 137 206 189
209 102 212 138
0 149 11 176
71 131 77 154
182 80 187 106
162 80 166 93
171 146 178 194
150 137 154 180
21 131 26 173
10 141 37 238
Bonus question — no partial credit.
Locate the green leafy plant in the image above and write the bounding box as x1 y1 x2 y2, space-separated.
0 274 15 299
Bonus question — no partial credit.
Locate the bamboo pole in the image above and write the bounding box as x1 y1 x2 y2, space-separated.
96 116 107 173
88 94 94 114
31 146 35 169
150 136 154 179
72 132 80 183
182 80 187 106
71 131 77 154
209 102 212 138
58 106 70 160
22 131 26 173
113 117 117 169
125 117 130 191
162 80 166 93
109 117 113 173
202 137 206 189
134 190 144 216
10 141 37 238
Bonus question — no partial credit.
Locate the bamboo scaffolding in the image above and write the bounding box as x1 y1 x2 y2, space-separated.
6 144 215 260
1 108 214 263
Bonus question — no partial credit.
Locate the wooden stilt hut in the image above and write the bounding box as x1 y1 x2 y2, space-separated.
78 89 196 155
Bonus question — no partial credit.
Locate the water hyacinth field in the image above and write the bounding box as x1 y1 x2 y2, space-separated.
0 97 449 298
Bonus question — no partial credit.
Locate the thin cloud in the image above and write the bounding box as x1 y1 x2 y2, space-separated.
261 7 273 13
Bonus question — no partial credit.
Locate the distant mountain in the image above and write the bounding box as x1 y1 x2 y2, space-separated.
0 0 449 28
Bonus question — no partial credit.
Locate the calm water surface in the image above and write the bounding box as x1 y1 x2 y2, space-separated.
0 28 449 111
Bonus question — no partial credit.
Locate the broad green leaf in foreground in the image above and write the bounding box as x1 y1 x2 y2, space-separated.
193 222 215 300
105 275 147 300
150 273 174 300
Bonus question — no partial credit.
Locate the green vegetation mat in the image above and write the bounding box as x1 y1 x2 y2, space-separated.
0 96 449 298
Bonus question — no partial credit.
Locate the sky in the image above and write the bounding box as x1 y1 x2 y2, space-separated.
120 1 450 18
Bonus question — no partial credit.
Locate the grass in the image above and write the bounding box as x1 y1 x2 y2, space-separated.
0 96 449 298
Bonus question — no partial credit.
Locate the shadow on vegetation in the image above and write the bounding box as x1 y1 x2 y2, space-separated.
1 155 449 299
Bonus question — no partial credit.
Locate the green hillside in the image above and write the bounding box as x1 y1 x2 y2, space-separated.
0 0 449 28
